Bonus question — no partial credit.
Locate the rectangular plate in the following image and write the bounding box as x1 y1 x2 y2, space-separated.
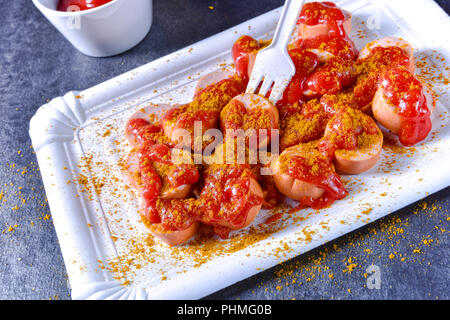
29 0 450 299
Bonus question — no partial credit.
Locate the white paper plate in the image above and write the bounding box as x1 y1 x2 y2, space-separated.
29 0 450 299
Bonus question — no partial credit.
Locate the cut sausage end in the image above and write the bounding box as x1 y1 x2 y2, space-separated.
150 222 200 246
194 70 234 97
298 10 352 40
334 133 383 174
271 150 325 201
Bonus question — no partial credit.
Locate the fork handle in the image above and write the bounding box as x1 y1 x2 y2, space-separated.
270 0 305 50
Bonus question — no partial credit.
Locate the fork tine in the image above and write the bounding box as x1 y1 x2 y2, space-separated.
268 78 290 104
258 77 274 97
246 71 263 94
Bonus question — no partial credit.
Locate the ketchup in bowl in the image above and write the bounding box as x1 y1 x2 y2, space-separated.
57 0 113 12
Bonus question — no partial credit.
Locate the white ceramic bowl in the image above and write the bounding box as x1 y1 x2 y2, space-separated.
32 0 153 57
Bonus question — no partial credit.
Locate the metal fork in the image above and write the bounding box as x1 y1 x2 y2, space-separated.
246 0 305 104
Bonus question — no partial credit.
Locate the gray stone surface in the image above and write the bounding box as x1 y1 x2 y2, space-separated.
0 0 448 300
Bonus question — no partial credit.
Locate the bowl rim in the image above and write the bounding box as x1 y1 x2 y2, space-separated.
32 0 122 17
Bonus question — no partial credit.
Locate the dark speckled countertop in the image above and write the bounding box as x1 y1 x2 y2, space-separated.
0 0 448 300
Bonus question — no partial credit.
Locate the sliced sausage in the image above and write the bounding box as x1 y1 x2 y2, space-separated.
231 35 260 81
299 35 358 63
161 104 219 148
220 93 279 149
304 57 357 97
321 109 383 174
372 79 435 134
125 104 177 146
333 137 382 175
247 52 257 80
162 76 245 148
124 149 194 199
149 222 200 246
271 144 326 201
216 177 264 230
139 200 199 246
298 10 352 40
358 37 415 73
372 87 401 134
194 70 234 97
197 164 264 233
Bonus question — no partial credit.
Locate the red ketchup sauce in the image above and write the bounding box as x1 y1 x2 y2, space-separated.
57 0 112 11
138 145 164 206
126 118 163 145
298 1 348 37
296 2 359 100
145 162 264 235
298 35 358 61
353 46 411 107
380 67 432 146
231 35 260 83
305 57 357 96
276 48 320 107
197 164 264 238
126 118 199 206
139 143 199 202
286 150 348 210
318 109 380 158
